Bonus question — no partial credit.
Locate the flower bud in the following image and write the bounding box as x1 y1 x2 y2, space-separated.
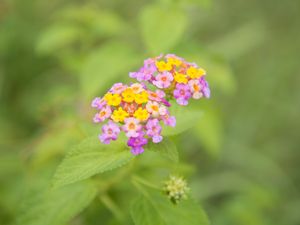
163 175 190 204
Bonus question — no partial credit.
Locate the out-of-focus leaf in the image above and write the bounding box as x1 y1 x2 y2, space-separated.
131 195 165 225
207 20 266 60
57 7 128 37
146 138 178 162
36 24 82 54
163 102 202 136
53 136 134 188
80 42 140 99
17 181 97 225
131 186 209 225
140 4 187 54
193 106 222 157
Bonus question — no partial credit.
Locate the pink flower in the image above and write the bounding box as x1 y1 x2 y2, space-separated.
148 90 164 102
146 101 160 117
123 117 141 137
93 106 112 123
99 121 120 144
91 97 106 110
188 79 203 99
153 71 173 88
146 119 163 143
110 83 127 94
173 83 192 105
161 112 176 127
200 77 210 98
130 83 144 94
127 132 148 155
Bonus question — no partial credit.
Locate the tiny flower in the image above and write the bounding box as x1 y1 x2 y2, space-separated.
123 117 141 137
187 66 205 79
99 121 120 144
148 90 164 102
173 83 192 105
134 91 149 104
174 72 188 84
91 97 106 109
167 57 182 67
131 83 144 94
133 107 149 121
158 105 168 116
127 132 148 155
122 88 136 103
155 61 172 72
188 79 203 99
153 71 173 89
200 78 210 98
110 83 127 94
111 107 129 122
146 119 163 143
163 175 190 204
123 102 138 116
104 93 122 106
93 106 112 123
146 101 160 117
162 113 176 127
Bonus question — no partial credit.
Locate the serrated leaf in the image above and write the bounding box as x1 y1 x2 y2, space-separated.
146 138 178 162
131 195 165 225
140 5 187 54
80 41 140 99
131 188 210 225
53 136 134 188
17 181 97 225
163 103 203 136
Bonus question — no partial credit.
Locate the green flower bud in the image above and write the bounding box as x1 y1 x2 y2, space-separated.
163 175 190 204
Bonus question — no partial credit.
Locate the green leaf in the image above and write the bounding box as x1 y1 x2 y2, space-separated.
131 188 210 225
146 138 178 162
17 181 97 225
131 195 165 225
53 136 134 188
163 103 203 136
140 4 187 54
80 41 140 98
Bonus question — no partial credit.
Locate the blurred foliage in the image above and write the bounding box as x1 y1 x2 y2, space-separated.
1 0 300 225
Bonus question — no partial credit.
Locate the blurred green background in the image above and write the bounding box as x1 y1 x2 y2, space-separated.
1 0 300 224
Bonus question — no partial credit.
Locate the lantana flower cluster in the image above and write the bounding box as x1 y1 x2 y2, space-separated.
92 83 176 155
92 54 210 155
129 54 210 106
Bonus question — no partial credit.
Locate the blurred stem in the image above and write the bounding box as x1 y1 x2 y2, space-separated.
99 194 124 222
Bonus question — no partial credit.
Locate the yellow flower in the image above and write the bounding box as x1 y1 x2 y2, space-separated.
135 91 149 104
174 72 188 84
104 93 121 106
122 88 136 103
133 107 149 121
187 67 206 79
111 107 129 122
156 61 173 72
198 68 206 76
167 57 182 67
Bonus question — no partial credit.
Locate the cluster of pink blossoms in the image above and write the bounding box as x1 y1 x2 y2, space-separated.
91 83 176 155
129 54 210 105
92 54 210 155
